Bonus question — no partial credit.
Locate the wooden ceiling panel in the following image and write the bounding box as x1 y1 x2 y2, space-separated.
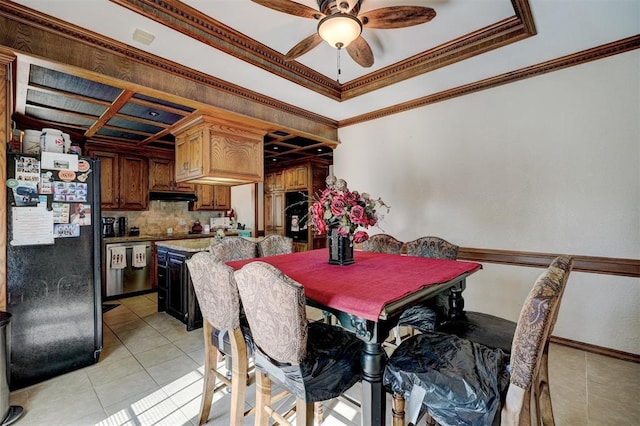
16 62 334 171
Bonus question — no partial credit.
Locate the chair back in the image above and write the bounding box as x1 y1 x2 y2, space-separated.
257 234 294 257
362 234 404 254
210 236 258 261
235 261 308 364
508 255 573 391
509 255 573 390
186 251 240 331
405 236 459 259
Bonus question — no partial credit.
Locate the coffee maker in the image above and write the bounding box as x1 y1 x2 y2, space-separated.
101 217 115 237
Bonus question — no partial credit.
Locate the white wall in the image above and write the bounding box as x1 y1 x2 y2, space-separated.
231 184 255 233
335 51 640 354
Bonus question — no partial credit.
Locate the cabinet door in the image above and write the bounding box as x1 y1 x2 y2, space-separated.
175 134 189 182
149 158 174 191
266 170 284 192
150 158 195 192
187 127 204 178
265 193 274 233
156 249 168 312
285 165 308 190
214 186 231 210
193 185 215 210
265 191 285 235
167 252 187 322
175 179 195 192
91 151 119 209
119 154 149 210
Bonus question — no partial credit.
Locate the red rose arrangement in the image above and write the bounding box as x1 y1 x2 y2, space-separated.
310 175 389 244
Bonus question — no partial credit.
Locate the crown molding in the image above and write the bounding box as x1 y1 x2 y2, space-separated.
109 0 536 101
339 35 640 127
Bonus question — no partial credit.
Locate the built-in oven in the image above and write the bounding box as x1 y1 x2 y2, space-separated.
105 241 152 299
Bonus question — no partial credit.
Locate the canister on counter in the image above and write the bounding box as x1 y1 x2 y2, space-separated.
23 129 42 154
40 128 65 153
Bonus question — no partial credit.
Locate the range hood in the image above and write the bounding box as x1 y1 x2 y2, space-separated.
149 192 198 202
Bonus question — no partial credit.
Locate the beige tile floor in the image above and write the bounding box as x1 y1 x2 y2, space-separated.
8 293 640 425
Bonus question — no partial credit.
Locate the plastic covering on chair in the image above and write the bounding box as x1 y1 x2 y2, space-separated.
437 311 517 354
384 331 510 425
384 255 574 426
235 261 363 425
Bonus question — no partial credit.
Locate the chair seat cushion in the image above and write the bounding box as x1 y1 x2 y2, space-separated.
253 322 364 402
383 331 510 426
437 311 516 354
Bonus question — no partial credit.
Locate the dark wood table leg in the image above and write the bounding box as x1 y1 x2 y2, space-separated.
448 279 467 319
361 341 386 426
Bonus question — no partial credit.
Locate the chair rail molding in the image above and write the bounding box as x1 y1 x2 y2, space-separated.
458 247 639 278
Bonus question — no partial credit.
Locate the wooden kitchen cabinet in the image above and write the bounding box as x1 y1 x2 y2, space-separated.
265 170 284 192
173 115 264 185
89 150 149 210
292 242 307 253
284 165 309 190
264 162 329 251
149 157 194 192
264 191 285 235
191 184 231 211
174 127 204 182
156 246 203 331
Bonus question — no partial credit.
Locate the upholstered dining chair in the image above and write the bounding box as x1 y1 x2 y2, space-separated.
383 255 574 426
185 251 254 425
234 261 364 426
404 236 459 259
362 233 404 254
257 234 294 257
394 236 460 344
210 236 258 261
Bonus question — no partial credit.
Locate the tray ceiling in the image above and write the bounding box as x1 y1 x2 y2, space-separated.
4 0 639 170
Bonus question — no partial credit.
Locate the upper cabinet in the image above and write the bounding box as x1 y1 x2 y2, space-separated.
89 150 149 210
191 185 231 211
174 126 204 182
265 169 284 192
284 165 309 190
149 157 194 193
173 115 265 186
264 162 329 252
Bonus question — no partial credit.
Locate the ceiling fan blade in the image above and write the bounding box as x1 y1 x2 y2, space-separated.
346 36 374 68
285 33 323 61
251 0 324 20
359 6 436 29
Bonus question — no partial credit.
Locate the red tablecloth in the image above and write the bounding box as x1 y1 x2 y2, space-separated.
227 249 482 321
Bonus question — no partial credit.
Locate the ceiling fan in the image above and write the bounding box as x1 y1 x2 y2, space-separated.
251 0 436 68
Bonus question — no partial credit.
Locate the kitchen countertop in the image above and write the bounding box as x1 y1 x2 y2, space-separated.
156 235 263 252
103 230 242 245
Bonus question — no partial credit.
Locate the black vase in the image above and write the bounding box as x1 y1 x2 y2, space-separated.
328 226 354 265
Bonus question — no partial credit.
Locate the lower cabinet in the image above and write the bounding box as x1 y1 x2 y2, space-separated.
157 246 203 331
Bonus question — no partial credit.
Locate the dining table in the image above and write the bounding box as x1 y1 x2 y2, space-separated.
227 248 482 426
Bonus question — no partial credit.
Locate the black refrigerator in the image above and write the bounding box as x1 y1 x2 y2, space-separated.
6 152 103 390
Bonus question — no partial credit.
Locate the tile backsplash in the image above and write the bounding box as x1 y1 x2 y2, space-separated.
104 201 223 235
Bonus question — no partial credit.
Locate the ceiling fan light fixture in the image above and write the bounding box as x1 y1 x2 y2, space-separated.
317 13 362 49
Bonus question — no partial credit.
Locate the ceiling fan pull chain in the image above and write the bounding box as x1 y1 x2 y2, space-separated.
336 45 342 83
